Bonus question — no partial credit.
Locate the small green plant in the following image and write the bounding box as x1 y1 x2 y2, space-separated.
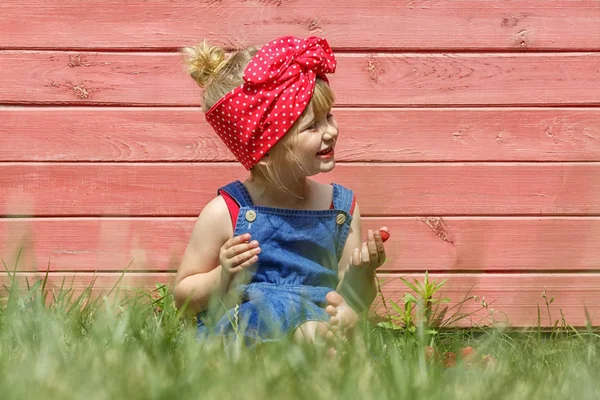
400 271 450 328
537 288 580 339
376 271 495 335
378 271 451 333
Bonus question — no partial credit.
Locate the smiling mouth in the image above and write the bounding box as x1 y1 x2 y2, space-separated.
316 147 334 156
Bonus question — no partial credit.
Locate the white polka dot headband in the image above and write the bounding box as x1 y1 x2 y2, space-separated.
205 36 337 170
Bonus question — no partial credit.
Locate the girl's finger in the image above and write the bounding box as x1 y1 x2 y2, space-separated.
378 246 387 266
374 230 385 252
378 227 388 264
231 254 259 272
352 248 361 268
227 240 259 259
225 233 251 249
367 230 379 264
361 242 370 267
231 247 261 267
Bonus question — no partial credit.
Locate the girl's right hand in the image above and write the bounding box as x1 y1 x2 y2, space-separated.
219 233 261 277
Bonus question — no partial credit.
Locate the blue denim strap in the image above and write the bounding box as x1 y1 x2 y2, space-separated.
218 180 355 215
217 180 254 208
332 183 355 215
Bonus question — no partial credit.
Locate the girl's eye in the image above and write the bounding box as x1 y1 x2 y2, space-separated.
308 123 318 131
327 113 334 119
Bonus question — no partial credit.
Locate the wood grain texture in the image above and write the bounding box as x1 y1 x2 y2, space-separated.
0 163 600 216
2 163 600 217
2 217 600 273
2 0 598 330
3 107 600 162
2 52 600 106
375 273 600 328
1 272 598 327
1 0 599 50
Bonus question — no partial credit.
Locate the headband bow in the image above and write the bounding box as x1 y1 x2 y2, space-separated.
205 36 337 170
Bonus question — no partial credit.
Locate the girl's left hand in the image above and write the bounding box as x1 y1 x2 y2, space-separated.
351 226 388 271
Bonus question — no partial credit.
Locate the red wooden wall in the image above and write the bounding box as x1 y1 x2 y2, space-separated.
1 0 600 327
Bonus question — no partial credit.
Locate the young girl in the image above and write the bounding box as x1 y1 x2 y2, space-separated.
174 36 388 349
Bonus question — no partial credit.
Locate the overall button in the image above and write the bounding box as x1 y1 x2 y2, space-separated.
245 210 257 222
336 213 346 225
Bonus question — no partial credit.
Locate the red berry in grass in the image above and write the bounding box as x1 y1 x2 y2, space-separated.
379 230 390 242
460 346 477 367
425 346 437 361
461 346 476 359
443 352 456 368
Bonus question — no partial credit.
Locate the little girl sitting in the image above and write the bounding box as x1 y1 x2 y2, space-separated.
174 36 388 351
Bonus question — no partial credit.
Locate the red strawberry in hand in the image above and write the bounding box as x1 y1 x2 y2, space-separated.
379 229 390 242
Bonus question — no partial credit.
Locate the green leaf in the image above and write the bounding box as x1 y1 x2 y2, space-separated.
403 292 417 305
377 321 404 330
400 277 420 294
389 299 405 316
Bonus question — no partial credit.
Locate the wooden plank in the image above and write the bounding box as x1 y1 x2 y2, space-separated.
3 107 600 162
1 1 599 50
3 217 600 273
1 272 598 327
0 272 173 300
0 218 191 273
3 163 599 217
2 52 599 106
375 273 600 328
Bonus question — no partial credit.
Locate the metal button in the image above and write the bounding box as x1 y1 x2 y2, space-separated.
245 210 257 222
336 213 346 225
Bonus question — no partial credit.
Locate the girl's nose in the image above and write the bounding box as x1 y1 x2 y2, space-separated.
324 123 339 140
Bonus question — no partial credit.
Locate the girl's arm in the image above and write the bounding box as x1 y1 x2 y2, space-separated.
336 202 380 311
174 196 233 315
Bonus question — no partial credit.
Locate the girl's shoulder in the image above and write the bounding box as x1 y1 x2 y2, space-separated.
193 186 236 239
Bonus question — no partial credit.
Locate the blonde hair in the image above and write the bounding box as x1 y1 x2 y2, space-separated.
182 40 335 197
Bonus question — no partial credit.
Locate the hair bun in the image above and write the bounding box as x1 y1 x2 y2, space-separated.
182 40 227 88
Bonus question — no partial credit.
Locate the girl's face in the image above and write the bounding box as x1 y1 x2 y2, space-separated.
287 105 339 177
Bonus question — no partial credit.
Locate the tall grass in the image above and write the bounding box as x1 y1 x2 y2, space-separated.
1 272 599 400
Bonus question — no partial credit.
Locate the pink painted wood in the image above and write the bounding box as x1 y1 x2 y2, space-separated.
2 217 600 273
1 1 599 50
2 272 599 328
2 163 599 217
1 52 599 106
375 273 600 328
2 108 599 162
2 1 599 327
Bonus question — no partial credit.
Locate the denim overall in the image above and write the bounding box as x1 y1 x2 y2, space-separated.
197 180 355 343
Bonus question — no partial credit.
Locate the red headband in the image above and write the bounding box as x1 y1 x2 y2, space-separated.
205 36 337 170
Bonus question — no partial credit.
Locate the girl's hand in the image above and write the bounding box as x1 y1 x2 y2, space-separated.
351 227 388 272
219 233 261 279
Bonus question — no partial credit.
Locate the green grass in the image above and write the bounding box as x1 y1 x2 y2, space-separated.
1 276 599 400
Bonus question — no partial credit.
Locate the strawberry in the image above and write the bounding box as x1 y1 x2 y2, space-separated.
443 352 457 368
425 346 438 361
460 346 477 367
379 230 390 242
